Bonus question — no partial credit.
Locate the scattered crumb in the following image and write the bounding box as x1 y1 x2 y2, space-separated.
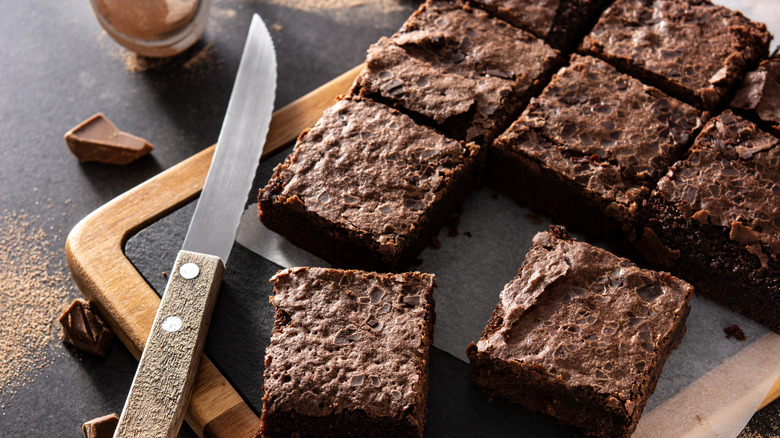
0 211 72 396
162 271 168 278
213 7 237 19
464 231 472 238
430 236 441 249
524 213 542 225
724 324 746 341
695 414 703 425
118 42 217 84
272 23 283 32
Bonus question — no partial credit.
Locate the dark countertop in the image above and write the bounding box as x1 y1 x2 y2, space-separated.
0 0 777 437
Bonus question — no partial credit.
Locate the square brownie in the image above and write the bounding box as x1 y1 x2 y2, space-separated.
638 110 779 333
351 0 561 143
258 96 483 272
260 267 436 438
490 54 702 241
467 226 694 438
468 0 612 51
731 47 780 136
580 0 771 111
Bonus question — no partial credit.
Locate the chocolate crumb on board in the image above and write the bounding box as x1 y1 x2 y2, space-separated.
724 324 747 341
59 299 114 357
430 236 442 249
65 113 153 165
82 413 119 438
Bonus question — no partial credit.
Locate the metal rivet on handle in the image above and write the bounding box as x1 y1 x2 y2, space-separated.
180 262 200 279
162 316 183 333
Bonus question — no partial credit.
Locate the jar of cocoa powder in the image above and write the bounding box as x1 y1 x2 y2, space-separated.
90 0 211 57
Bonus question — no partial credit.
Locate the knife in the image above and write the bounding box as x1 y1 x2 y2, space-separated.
114 14 276 438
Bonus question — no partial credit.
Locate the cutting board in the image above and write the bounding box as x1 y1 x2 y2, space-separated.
66 65 780 438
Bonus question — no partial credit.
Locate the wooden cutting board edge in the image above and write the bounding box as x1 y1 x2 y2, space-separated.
65 62 780 437
65 64 363 438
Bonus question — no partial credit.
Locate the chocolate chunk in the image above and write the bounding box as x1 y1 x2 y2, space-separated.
64 113 153 165
82 413 119 438
59 299 113 357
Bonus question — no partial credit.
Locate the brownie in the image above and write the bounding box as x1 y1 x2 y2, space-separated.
580 0 771 111
258 96 483 272
638 110 779 333
490 54 702 241
260 267 436 438
467 227 694 438
352 0 561 143
732 47 780 136
468 0 612 51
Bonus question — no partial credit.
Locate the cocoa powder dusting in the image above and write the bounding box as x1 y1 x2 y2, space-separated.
121 42 216 80
0 211 72 396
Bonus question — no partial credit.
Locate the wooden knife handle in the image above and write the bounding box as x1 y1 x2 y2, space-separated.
114 250 225 438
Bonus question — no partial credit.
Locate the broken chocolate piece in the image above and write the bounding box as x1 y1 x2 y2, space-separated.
64 113 153 164
82 413 119 438
59 298 114 357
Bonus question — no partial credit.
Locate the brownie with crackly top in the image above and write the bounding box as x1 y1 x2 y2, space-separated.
491 54 702 241
467 226 693 438
260 267 436 438
638 110 780 333
580 0 771 111
468 0 612 51
258 96 483 272
732 47 780 136
351 0 561 144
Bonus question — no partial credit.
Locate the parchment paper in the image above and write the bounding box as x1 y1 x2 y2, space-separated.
234 1 780 434
237 186 780 436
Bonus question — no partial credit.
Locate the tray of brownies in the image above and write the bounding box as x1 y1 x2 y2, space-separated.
100 0 780 436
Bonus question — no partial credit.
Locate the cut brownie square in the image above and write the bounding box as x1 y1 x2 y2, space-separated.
258 96 483 272
580 0 771 111
468 0 612 51
732 47 780 136
490 54 702 241
260 267 436 438
352 0 561 143
638 110 779 333
467 226 694 438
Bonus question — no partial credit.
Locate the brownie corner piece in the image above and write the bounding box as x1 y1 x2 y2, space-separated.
258 96 483 271
639 110 780 333
580 0 771 111
260 267 436 438
467 226 693 437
